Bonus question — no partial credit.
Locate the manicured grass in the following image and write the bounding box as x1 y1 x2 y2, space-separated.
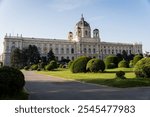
37 68 150 88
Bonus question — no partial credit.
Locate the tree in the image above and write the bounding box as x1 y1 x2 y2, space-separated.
133 54 143 66
21 45 41 66
10 48 22 68
47 49 55 62
122 50 128 61
116 53 123 63
26 45 41 64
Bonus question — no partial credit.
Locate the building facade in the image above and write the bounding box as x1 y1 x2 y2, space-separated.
2 15 142 66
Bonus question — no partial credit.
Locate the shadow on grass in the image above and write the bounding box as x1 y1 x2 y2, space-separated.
76 78 150 88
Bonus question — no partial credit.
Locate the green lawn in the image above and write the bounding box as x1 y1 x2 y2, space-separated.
37 68 150 88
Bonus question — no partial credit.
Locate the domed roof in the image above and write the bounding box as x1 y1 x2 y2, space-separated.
76 15 90 27
93 29 99 31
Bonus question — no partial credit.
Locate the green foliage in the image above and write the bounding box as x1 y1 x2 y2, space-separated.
0 66 25 96
10 48 22 68
47 49 56 62
59 64 66 68
105 55 118 69
68 60 74 68
24 66 30 70
37 68 41 71
46 60 58 71
118 60 129 68
71 56 90 73
134 58 150 78
116 71 126 79
129 60 133 68
30 64 38 70
86 58 105 72
38 62 46 70
133 54 143 66
22 45 41 65
116 53 123 63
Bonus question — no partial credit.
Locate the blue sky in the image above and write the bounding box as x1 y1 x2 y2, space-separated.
0 0 150 54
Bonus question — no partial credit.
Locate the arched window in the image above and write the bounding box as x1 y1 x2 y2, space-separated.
61 56 64 60
67 56 70 60
66 48 69 54
71 48 74 54
55 56 58 60
93 48 96 54
11 46 16 52
88 48 91 54
72 57 74 60
84 48 87 53
55 48 58 54
61 48 64 54
85 30 88 35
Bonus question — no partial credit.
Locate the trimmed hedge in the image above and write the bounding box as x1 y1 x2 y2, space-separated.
118 60 129 68
30 64 38 70
105 55 118 69
133 55 143 66
71 56 90 73
129 60 133 68
68 60 74 68
134 58 150 78
86 58 105 72
24 66 30 70
46 60 58 71
116 71 126 79
0 66 25 96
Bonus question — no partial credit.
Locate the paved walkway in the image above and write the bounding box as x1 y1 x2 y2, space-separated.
24 71 150 100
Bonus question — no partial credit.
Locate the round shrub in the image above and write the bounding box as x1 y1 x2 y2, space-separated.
50 60 58 68
129 60 133 68
59 64 63 68
24 66 30 70
46 60 58 71
107 63 116 69
30 64 38 70
105 55 118 69
86 58 105 72
118 60 129 68
68 60 74 68
116 71 126 79
134 58 150 78
71 56 90 73
37 68 41 71
38 62 46 69
45 64 53 71
0 66 25 96
133 54 143 66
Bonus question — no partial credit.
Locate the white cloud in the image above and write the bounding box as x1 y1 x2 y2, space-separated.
49 0 91 12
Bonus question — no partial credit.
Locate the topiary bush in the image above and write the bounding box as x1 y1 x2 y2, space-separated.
86 58 105 72
30 64 38 70
24 66 30 70
133 54 143 66
129 60 133 68
116 71 126 79
118 60 129 68
71 56 90 73
68 60 74 68
0 66 25 96
134 58 150 78
105 55 118 69
46 60 58 71
37 68 41 71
